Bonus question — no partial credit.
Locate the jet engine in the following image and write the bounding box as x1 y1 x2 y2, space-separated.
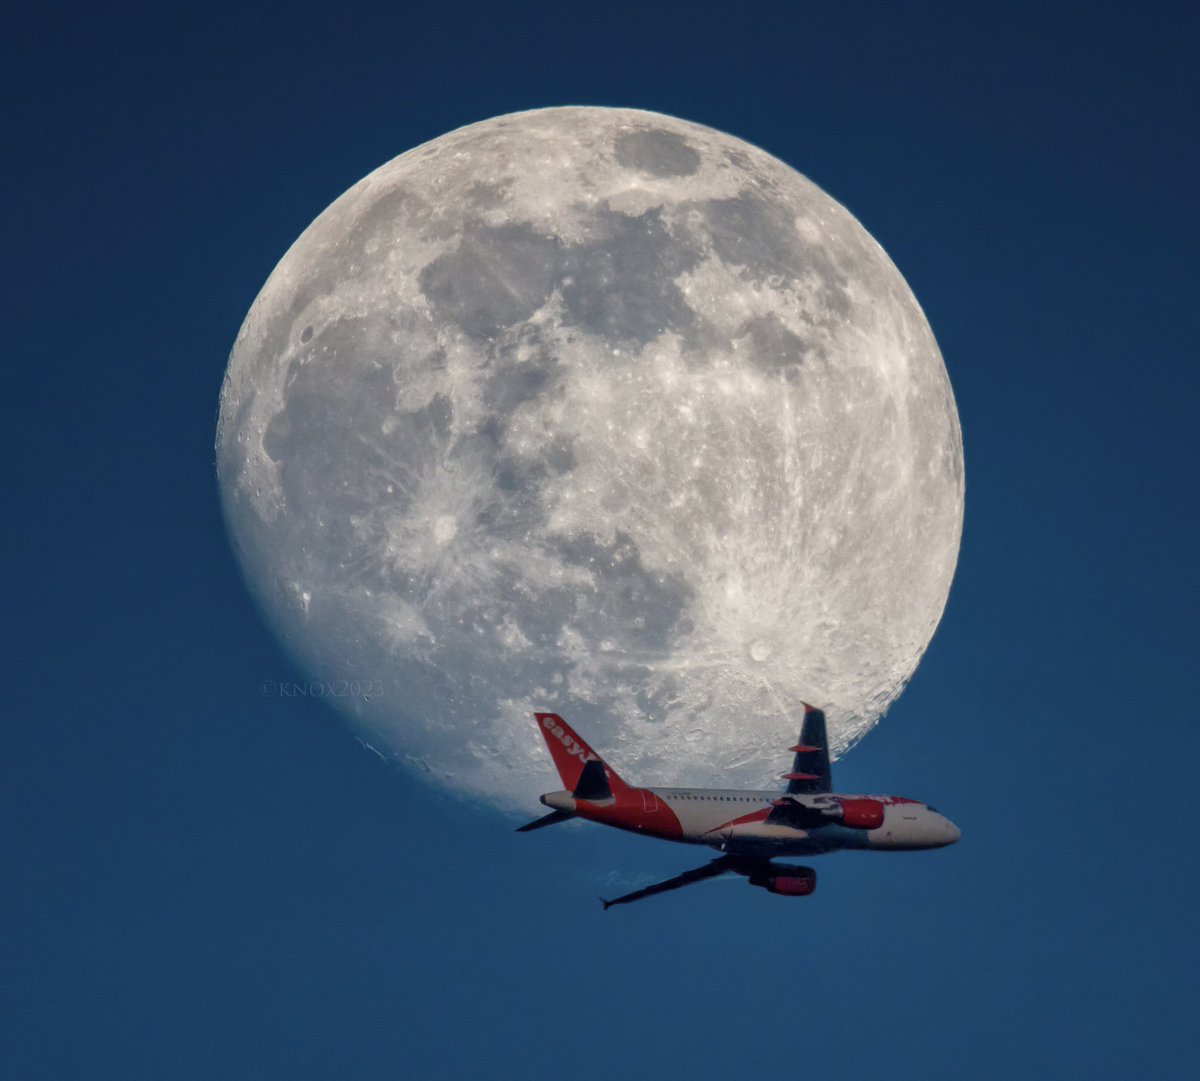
749 864 817 897
769 795 886 831
838 798 885 830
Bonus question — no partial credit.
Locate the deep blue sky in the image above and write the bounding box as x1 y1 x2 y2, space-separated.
5 3 1198 1078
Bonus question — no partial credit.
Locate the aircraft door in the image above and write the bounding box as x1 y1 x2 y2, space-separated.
641 790 660 814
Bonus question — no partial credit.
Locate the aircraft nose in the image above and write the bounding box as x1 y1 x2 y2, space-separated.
942 817 961 845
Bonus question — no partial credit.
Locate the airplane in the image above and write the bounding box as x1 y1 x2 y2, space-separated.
519 705 960 908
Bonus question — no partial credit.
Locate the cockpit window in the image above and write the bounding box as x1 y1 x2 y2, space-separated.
926 805 940 813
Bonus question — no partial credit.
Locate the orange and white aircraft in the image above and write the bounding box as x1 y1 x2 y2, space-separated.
520 705 960 908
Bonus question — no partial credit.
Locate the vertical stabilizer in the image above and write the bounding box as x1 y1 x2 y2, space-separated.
784 704 832 794
533 713 633 797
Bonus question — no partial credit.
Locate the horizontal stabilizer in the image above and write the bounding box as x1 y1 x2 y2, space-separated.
515 809 574 833
782 772 820 782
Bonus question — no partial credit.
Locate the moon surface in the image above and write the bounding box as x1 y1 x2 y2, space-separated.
217 107 963 810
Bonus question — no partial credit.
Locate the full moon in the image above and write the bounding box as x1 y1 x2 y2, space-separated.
217 107 963 810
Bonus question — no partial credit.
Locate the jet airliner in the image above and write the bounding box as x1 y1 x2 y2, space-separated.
519 705 959 907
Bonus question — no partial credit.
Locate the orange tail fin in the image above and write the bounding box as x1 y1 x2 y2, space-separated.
533 713 633 797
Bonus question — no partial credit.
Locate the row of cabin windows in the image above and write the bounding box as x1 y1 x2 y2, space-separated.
670 795 759 802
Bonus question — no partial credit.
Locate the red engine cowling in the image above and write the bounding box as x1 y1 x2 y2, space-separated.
765 870 817 897
840 798 885 830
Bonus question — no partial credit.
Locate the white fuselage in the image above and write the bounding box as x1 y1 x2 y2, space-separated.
541 786 961 857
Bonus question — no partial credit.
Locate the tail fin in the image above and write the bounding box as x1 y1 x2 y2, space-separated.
533 713 633 798
784 704 832 794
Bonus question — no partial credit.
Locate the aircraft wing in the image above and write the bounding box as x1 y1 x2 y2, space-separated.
601 856 741 909
782 704 832 795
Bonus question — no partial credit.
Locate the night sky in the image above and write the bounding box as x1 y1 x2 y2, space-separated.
6 3 1198 1078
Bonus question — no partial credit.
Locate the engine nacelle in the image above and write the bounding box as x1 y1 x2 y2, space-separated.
839 798 885 830
750 865 817 897
766 873 817 897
